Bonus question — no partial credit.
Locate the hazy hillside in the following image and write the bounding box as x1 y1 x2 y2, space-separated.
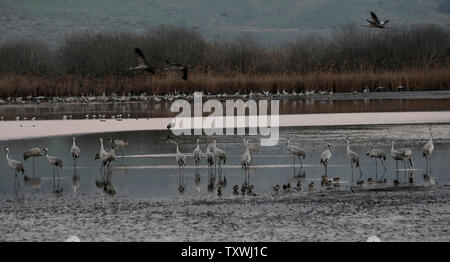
1 0 449 47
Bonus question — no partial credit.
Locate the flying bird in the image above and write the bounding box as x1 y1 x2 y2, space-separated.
166 60 189 81
365 11 389 29
129 48 155 73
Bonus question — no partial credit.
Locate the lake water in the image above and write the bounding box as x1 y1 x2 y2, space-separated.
1 124 448 199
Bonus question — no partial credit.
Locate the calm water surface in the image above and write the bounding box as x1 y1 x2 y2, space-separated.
0 124 448 199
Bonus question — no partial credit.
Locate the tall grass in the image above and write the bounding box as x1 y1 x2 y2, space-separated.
1 67 448 97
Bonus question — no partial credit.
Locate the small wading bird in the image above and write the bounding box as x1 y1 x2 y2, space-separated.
365 11 389 29
129 48 155 73
23 147 42 175
320 143 332 177
346 137 363 187
286 139 306 173
71 137 80 167
423 128 434 172
109 137 128 157
166 60 189 81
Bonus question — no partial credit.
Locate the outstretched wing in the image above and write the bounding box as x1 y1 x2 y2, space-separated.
134 48 149 67
366 19 376 25
165 60 184 67
383 20 389 25
370 11 381 25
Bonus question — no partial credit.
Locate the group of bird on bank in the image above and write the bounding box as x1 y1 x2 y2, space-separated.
3 125 435 197
173 127 435 196
3 137 128 194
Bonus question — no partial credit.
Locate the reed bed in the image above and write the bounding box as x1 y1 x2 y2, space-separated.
0 67 448 98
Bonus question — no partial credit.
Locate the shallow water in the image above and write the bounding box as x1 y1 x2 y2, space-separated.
1 97 450 120
0 124 448 199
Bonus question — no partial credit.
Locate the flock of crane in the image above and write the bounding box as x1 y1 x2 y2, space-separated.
3 125 435 197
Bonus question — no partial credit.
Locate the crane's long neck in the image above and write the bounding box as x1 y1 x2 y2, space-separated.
429 130 433 143
346 140 350 153
72 137 76 147
391 142 395 151
5 150 9 160
100 139 105 153
176 145 180 154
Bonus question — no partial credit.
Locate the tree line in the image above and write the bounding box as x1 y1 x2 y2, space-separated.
0 23 448 77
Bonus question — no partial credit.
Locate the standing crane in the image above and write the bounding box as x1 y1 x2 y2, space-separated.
23 147 42 176
423 128 434 173
320 143 332 177
71 137 80 167
346 137 363 187
286 139 306 175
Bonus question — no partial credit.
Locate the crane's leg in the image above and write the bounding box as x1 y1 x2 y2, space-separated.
299 156 303 170
395 161 399 181
358 165 363 181
292 156 296 176
429 155 432 174
52 167 56 191
32 158 35 177
324 162 328 177
375 159 378 182
351 163 354 187
381 158 386 170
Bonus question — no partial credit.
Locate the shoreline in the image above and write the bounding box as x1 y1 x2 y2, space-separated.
2 91 450 105
1 185 448 241
1 111 450 141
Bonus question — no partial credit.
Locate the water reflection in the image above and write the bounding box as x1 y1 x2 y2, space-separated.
1 124 449 199
1 98 450 121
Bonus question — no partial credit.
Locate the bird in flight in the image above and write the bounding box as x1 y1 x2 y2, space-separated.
166 60 189 81
129 48 155 73
365 11 389 29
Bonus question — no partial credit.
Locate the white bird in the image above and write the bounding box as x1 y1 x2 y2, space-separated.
286 139 305 172
423 128 434 172
346 137 363 186
23 147 42 175
4 148 25 176
320 143 332 177
193 139 202 166
71 137 80 166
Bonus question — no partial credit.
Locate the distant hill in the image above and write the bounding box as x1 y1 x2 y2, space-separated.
1 0 449 48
